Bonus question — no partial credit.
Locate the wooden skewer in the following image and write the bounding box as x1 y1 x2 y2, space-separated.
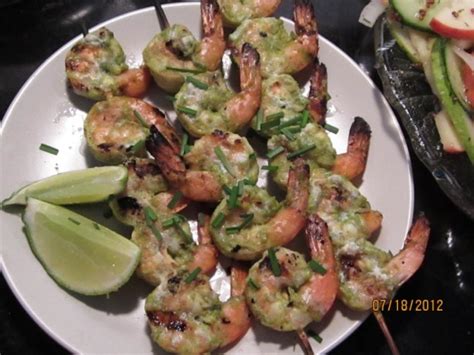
296 329 315 355
80 21 88 37
373 311 400 355
154 0 170 30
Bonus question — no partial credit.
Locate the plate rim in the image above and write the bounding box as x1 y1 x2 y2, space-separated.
0 3 414 353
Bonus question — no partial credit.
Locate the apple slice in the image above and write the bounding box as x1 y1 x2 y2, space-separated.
434 110 465 153
430 0 474 40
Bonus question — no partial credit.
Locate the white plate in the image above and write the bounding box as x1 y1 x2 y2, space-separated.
0 3 414 354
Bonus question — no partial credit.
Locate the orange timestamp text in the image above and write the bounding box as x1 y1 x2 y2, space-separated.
372 299 444 312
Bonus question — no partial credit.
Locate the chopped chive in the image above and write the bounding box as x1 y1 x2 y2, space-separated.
177 106 197 117
247 278 260 290
130 139 145 154
149 223 163 241
214 146 235 177
180 133 189 156
261 116 282 131
324 123 339 134
167 191 183 209
165 95 176 102
280 127 295 141
68 217 80 225
103 208 113 219
262 165 278 173
162 217 176 228
166 66 205 74
227 186 239 209
211 212 225 229
225 213 254 234
300 110 309 127
237 180 244 196
144 207 158 223
186 76 209 90
287 144 316 160
243 178 256 186
133 110 148 127
278 115 302 129
223 185 232 195
256 108 263 131
266 146 285 159
175 223 193 242
185 267 202 283
307 330 323 343
287 126 302 134
93 222 100 230
308 259 327 275
266 111 285 121
39 143 59 155
248 152 256 160
268 247 281 277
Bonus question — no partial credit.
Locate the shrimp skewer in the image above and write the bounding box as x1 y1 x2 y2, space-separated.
229 0 318 77
245 214 338 354
210 159 309 260
143 0 226 93
65 27 151 100
145 264 251 353
174 43 261 137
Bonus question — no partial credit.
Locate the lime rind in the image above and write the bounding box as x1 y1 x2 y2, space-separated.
1 166 128 207
22 198 140 296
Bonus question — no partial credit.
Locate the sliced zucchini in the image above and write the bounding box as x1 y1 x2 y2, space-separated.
387 16 421 64
445 42 473 112
431 38 474 163
390 0 445 31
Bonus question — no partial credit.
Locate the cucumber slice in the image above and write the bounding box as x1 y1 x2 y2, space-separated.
445 42 473 112
431 38 474 163
387 16 421 63
2 166 127 207
22 198 141 295
390 0 445 31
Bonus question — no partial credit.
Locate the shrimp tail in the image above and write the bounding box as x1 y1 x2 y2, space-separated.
332 116 371 181
153 0 170 30
294 0 318 57
240 43 261 90
189 213 218 274
286 158 310 213
304 214 338 319
146 125 186 186
386 215 430 285
201 0 222 37
308 58 328 125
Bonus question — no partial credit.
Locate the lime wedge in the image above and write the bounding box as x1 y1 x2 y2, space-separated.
22 198 140 295
2 166 128 207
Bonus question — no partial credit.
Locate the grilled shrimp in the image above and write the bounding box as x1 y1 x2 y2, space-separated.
174 43 261 137
336 216 430 311
132 213 218 286
308 168 383 244
251 59 329 136
210 159 309 260
147 127 259 203
65 27 150 100
109 158 187 226
143 0 225 93
229 0 318 77
218 0 282 27
84 96 180 164
267 121 336 188
145 265 251 354
245 214 338 331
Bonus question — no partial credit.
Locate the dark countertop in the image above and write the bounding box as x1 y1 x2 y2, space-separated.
0 1 473 354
